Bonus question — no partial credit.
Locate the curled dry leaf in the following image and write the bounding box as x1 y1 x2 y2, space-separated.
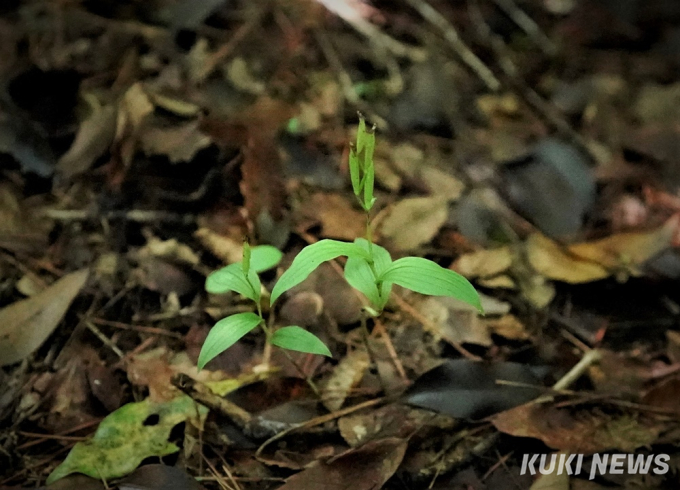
302 192 365 241
140 120 211 163
58 102 117 179
379 196 449 251
527 214 680 284
0 269 89 367
452 246 513 279
194 228 244 264
321 346 370 412
526 233 609 284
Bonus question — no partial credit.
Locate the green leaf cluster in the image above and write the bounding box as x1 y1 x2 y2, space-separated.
198 243 331 369
198 116 482 371
349 115 377 211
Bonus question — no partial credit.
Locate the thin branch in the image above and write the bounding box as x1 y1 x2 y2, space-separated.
491 0 556 55
402 0 501 91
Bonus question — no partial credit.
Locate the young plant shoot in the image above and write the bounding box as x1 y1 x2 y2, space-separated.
198 115 482 369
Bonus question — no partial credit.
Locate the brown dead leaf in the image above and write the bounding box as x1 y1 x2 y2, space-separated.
58 102 117 179
417 296 492 346
194 228 244 264
126 347 225 402
567 214 680 271
0 269 89 367
642 377 680 414
140 120 211 163
276 438 407 490
483 314 529 340
528 215 680 284
452 246 513 279
303 192 365 241
380 196 449 251
529 462 570 490
526 233 609 284
321 346 370 411
138 234 200 266
419 166 465 200
338 404 439 447
492 404 661 454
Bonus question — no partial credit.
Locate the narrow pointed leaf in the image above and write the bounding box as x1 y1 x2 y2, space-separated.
198 312 262 369
379 257 482 312
356 117 367 154
270 240 369 305
349 145 361 196
205 263 257 300
242 241 251 274
270 326 332 357
363 162 375 212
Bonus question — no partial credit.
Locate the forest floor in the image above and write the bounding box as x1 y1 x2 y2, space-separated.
2 0 680 489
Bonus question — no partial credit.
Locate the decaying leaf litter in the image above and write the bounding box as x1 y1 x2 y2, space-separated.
2 0 680 488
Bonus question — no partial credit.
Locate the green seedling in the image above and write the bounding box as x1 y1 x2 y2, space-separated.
198 115 482 370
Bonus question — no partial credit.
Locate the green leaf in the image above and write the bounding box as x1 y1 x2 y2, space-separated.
379 257 482 312
356 116 367 154
198 312 262 369
242 240 251 274
270 239 370 305
354 238 392 275
349 144 361 196
47 395 205 484
345 239 393 310
344 257 381 307
250 245 282 273
270 326 332 357
205 263 258 301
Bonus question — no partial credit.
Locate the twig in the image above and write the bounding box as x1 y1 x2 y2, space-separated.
491 0 556 55
402 0 500 91
373 319 408 381
467 0 593 159
193 8 264 84
534 349 602 404
40 208 196 224
171 374 290 440
317 0 426 61
85 321 125 359
255 397 385 459
392 293 482 360
90 318 183 339
313 28 388 128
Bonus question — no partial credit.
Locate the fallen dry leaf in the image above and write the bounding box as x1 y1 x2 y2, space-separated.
492 404 662 454
276 438 407 490
452 246 513 279
302 192 365 241
526 233 609 284
527 214 680 284
194 228 244 264
417 296 492 346
58 102 117 179
567 214 680 271
0 269 89 367
483 314 529 340
321 346 370 411
140 120 211 163
379 196 449 251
